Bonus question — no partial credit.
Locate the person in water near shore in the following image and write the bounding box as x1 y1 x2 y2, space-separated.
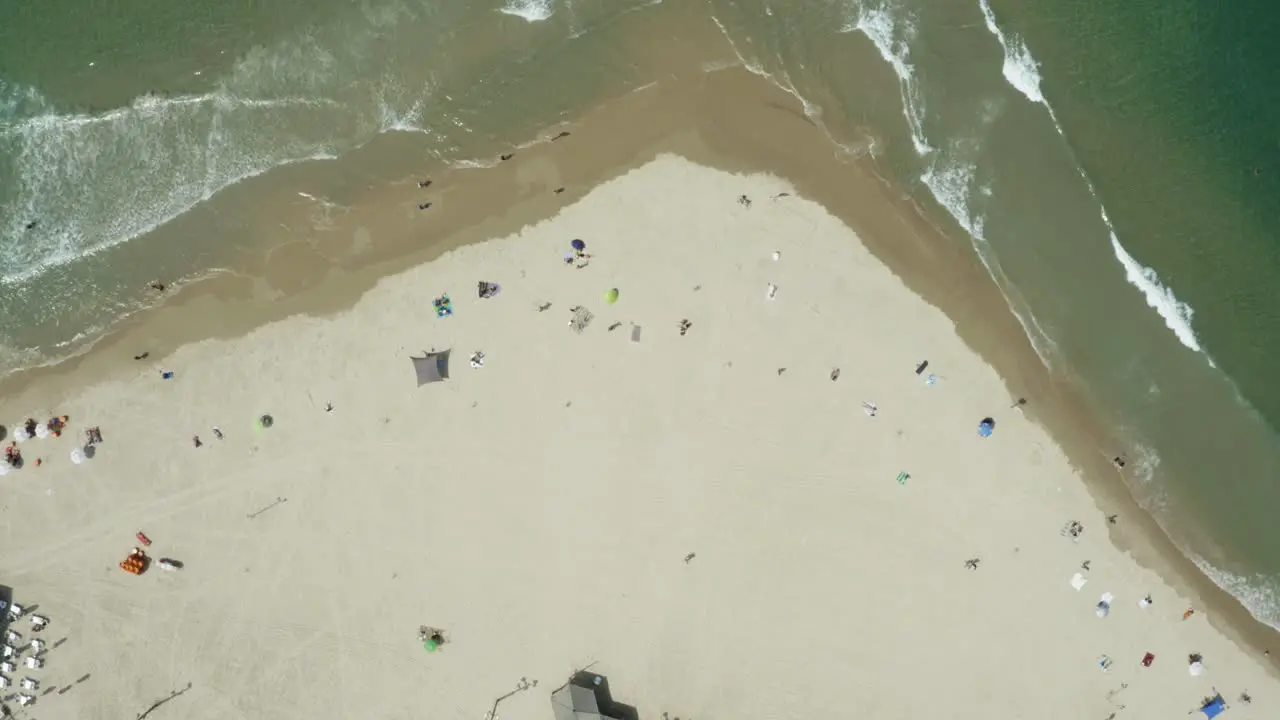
500 153 514 161
149 281 166 292
418 179 432 188
418 202 432 210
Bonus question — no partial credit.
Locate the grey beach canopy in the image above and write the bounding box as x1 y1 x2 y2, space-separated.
551 683 618 720
411 350 451 385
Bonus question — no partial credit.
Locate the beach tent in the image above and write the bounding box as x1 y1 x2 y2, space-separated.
1201 695 1226 719
411 350 451 386
551 682 619 720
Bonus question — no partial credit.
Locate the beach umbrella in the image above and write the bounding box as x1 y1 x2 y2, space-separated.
70 448 85 465
605 288 619 304
0 463 9 476
571 239 586 251
1189 661 1204 676
978 418 995 438
33 423 48 439
10 426 26 443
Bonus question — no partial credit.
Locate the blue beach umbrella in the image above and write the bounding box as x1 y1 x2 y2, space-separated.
978 417 995 438
571 239 586 251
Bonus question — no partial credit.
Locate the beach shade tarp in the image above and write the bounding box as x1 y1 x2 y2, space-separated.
411 350 451 386
1201 695 1226 719
551 682 616 720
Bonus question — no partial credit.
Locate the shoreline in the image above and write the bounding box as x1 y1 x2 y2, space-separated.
3 20 1278 686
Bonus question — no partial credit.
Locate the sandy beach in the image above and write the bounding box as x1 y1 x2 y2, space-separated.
0 154 1273 719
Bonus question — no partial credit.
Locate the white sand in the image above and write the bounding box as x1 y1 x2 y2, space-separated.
0 155 1273 719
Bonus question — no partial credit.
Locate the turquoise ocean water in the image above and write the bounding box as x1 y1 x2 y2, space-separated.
2 0 1279 625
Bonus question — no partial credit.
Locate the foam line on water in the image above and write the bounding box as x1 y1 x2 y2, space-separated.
708 14 869 159
838 1 1055 365
975 0 1208 361
1191 554 1280 631
921 153 1057 366
499 0 555 22
842 2 933 156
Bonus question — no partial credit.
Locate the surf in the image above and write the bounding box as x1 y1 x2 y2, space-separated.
974 0 1208 362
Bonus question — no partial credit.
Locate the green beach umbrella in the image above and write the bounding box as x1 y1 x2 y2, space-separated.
605 288 619 304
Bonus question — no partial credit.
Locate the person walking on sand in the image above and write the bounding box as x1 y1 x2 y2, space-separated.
192 435 202 448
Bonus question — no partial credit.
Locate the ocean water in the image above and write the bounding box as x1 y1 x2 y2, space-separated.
3 0 1280 628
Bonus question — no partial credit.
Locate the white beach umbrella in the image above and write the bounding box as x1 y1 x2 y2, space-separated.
11 425 27 442
1189 661 1204 676
33 422 49 439
70 448 85 465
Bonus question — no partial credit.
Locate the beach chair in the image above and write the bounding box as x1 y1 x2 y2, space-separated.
1 661 15 674
15 694 31 707
7 604 23 619
24 656 41 669
18 678 35 691
1 644 12 657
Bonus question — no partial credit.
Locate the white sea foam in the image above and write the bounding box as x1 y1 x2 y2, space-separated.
921 153 1057 365
1106 227 1205 357
843 3 932 156
1191 555 1280 630
977 0 1043 106
499 0 555 23
709 15 868 159
974 0 1209 362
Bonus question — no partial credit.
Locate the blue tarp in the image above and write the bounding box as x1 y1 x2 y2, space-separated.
1202 696 1226 719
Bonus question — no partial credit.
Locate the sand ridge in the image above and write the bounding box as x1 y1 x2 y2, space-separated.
0 156 1271 719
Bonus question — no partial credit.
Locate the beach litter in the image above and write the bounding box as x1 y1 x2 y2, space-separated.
630 324 642 344
470 351 485 369
897 471 910 485
1097 655 1113 672
766 283 778 300
477 281 502 299
1142 652 1155 667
